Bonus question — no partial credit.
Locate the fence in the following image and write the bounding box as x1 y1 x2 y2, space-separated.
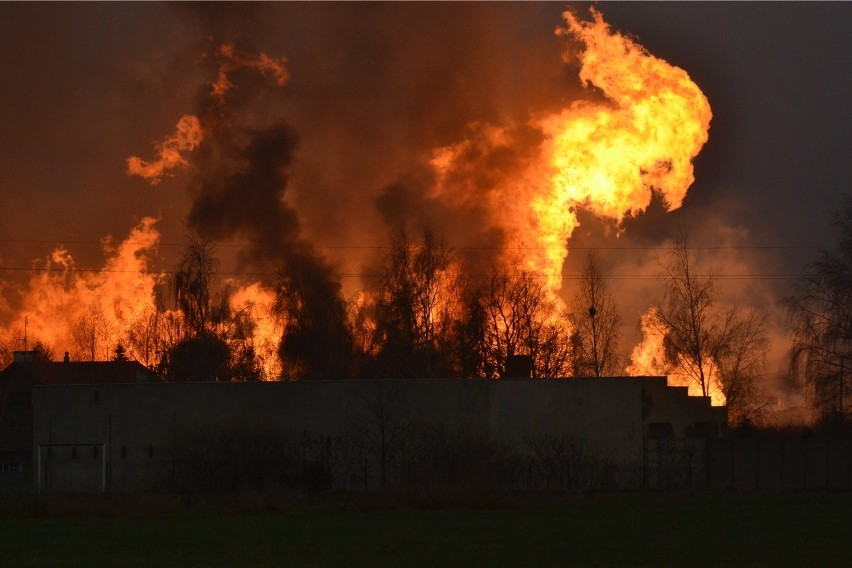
647 438 852 490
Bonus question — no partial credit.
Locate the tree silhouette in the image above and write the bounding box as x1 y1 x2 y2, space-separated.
471 267 572 378
655 233 769 423
370 228 458 379
275 250 353 380
787 196 852 425
568 252 623 377
161 232 262 382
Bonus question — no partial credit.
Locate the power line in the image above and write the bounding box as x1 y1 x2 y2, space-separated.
0 264 810 281
0 238 826 252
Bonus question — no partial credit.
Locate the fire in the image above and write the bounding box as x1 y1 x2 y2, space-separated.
7 217 164 361
429 9 711 292
0 215 284 375
228 282 280 380
2 9 725 404
627 307 726 406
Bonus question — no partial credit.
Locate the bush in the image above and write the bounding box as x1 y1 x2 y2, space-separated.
170 420 333 495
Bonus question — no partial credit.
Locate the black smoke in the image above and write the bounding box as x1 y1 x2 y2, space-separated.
187 123 302 270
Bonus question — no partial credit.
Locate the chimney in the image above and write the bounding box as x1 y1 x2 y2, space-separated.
64 352 70 363
504 354 533 379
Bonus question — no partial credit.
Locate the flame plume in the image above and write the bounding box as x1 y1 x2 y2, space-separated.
430 8 711 292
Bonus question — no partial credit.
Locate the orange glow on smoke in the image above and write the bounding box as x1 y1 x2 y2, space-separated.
627 307 726 406
127 44 289 185
126 115 205 184
212 44 289 100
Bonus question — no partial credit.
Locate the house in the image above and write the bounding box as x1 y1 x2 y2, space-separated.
0 351 155 493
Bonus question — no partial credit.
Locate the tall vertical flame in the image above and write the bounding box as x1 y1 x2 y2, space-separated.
228 282 281 380
430 9 711 292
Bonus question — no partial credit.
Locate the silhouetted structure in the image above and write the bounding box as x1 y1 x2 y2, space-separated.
0 352 155 493
30 376 726 493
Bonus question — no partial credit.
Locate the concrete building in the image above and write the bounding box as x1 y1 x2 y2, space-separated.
30 377 726 493
0 353 154 493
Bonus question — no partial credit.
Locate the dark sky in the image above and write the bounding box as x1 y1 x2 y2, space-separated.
604 2 852 261
1 2 851 373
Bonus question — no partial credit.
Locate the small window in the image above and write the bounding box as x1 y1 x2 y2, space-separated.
0 462 24 474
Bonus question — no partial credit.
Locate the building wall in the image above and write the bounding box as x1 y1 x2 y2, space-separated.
31 377 721 493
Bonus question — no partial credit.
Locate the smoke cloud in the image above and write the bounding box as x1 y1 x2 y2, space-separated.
4 2 841 404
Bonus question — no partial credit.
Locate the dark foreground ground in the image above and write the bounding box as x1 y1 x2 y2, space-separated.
1 492 850 567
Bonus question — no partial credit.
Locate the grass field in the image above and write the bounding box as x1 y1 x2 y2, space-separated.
1 492 850 567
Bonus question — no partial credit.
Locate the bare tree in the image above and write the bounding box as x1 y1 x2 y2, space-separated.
162 233 262 382
786 196 852 424
227 306 263 382
655 233 769 423
475 268 573 378
71 308 111 361
656 234 730 399
173 233 228 339
371 227 458 379
454 283 493 378
568 253 623 377
126 306 164 370
718 311 771 424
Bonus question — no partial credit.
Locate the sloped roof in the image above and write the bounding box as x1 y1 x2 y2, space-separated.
0 360 156 390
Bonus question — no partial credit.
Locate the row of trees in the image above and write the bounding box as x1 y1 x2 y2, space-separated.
653 194 852 427
117 227 776 425
111 228 625 385
125 198 852 427
29 216 852 426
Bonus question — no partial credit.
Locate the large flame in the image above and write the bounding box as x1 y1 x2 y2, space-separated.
430 9 711 292
0 217 283 377
7 217 164 361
